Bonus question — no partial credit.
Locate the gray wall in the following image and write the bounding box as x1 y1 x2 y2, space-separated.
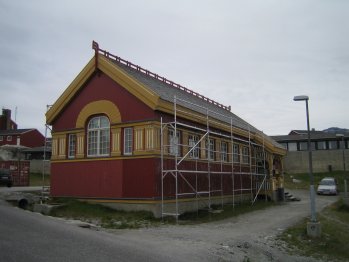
284 149 348 174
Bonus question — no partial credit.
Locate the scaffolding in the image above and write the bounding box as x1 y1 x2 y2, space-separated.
41 105 52 203
160 97 269 221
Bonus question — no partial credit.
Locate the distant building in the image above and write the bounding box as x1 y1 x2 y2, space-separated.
0 108 45 149
0 108 17 130
272 129 349 173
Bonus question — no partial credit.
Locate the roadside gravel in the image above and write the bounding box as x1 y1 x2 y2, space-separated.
116 189 338 261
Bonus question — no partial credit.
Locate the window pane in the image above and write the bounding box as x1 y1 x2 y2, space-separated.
288 142 297 151
329 141 338 150
87 116 110 157
169 129 180 156
242 146 249 164
68 134 76 158
299 142 308 151
233 144 240 163
221 142 227 162
206 138 215 160
124 128 133 155
189 135 199 159
317 141 326 150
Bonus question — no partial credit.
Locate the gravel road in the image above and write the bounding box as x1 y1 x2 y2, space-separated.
111 189 338 262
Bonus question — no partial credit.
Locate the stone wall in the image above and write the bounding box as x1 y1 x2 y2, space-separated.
284 149 348 174
29 159 51 175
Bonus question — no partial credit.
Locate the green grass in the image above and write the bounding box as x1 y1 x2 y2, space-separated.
279 199 349 261
48 198 274 229
284 171 348 191
29 173 50 187
49 198 160 229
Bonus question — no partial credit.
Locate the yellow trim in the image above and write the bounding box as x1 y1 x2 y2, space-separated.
51 154 158 163
46 53 285 156
46 58 96 124
76 100 121 128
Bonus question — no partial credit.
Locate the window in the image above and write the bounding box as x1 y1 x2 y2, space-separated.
328 141 338 150
0 136 3 141
124 127 133 155
68 134 76 158
317 141 326 150
220 141 228 162
242 146 249 164
288 142 297 151
87 116 110 157
206 138 215 160
188 134 199 159
7 136 12 141
299 142 308 151
233 144 240 163
169 129 180 156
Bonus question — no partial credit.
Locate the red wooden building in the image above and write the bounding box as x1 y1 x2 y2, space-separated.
46 42 286 217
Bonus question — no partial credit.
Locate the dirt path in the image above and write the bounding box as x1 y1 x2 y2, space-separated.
115 189 338 262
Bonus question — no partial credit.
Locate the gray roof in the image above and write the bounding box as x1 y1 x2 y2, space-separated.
105 55 283 149
0 129 33 135
272 132 349 142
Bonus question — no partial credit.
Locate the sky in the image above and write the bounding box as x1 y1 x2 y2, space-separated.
0 0 348 136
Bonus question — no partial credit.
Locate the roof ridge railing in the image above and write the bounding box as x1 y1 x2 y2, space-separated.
92 41 231 111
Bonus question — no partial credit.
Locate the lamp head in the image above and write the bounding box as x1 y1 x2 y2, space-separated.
293 95 309 101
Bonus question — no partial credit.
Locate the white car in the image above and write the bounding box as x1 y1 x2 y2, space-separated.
317 177 338 195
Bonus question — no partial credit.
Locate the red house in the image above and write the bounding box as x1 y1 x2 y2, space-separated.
0 109 45 148
46 42 286 217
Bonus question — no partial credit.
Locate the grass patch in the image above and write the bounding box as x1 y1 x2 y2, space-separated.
284 171 348 191
48 198 274 229
30 173 50 187
279 199 349 261
49 198 160 229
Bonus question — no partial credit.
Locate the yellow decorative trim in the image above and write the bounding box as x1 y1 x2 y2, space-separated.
45 52 285 156
76 100 121 128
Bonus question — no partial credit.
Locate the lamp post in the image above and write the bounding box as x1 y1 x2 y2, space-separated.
294 95 320 237
336 134 347 198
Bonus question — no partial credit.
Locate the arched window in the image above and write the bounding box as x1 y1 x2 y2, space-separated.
87 116 110 157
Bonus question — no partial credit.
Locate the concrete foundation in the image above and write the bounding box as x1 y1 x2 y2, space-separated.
87 193 253 218
307 221 321 237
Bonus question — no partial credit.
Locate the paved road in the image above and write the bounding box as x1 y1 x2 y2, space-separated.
0 188 339 262
0 200 210 262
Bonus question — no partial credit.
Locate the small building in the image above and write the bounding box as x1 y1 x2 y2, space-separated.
0 108 47 182
272 129 349 173
46 42 286 217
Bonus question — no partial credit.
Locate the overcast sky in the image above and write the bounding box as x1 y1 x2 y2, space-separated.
0 0 348 136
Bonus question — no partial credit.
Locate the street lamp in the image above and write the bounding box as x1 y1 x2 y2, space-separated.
294 95 320 237
336 134 347 198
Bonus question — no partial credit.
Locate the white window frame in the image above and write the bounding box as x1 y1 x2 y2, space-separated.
0 136 3 141
242 146 249 164
328 140 338 150
188 134 199 159
220 141 228 162
288 142 297 152
68 134 76 159
87 116 110 157
7 136 12 141
124 127 133 155
206 138 215 160
169 129 180 156
233 144 240 163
